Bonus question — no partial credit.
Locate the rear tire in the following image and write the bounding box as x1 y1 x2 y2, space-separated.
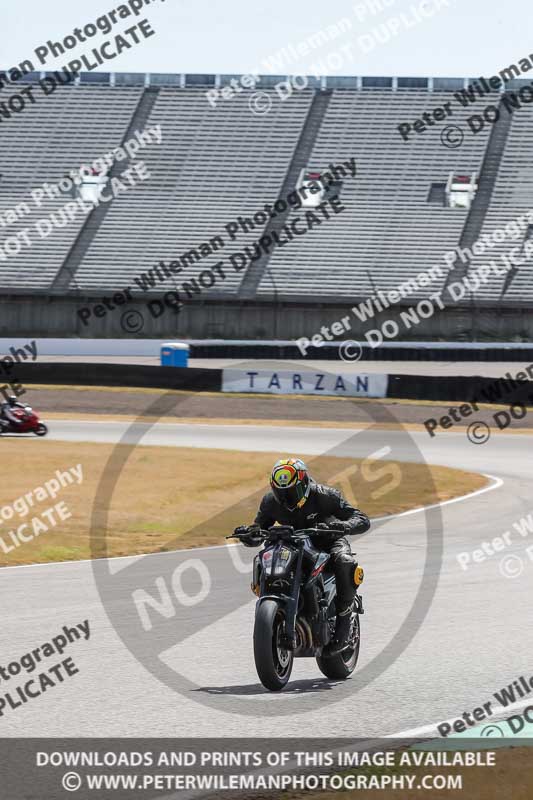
316 614 360 680
254 599 294 691
34 424 48 436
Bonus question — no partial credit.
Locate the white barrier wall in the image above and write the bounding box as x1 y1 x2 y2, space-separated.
0 339 169 357
0 338 528 358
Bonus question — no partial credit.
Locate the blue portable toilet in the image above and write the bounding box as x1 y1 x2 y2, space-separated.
161 342 190 367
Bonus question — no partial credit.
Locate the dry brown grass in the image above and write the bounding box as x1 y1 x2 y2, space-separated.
0 440 487 566
289 746 533 800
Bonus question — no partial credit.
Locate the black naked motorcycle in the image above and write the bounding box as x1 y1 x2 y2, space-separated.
228 525 365 691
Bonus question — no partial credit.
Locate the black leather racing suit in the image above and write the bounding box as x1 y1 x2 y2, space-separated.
254 482 370 614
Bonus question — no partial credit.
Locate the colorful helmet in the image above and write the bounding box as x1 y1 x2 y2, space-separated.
270 458 311 511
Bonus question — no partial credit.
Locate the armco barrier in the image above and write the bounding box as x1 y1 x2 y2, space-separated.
3 338 533 361
14 364 533 406
189 342 533 361
388 374 533 404
15 363 222 392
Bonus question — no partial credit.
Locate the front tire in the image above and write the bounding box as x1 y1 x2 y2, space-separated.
34 424 48 436
316 613 360 680
254 599 294 691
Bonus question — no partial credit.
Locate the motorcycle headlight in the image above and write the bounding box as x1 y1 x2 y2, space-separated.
261 549 274 575
262 546 295 576
273 546 293 575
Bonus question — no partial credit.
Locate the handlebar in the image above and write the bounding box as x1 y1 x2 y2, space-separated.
227 526 341 540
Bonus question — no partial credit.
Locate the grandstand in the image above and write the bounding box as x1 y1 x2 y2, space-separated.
461 97 533 303
0 85 142 288
72 86 312 294
1 72 533 340
256 89 492 300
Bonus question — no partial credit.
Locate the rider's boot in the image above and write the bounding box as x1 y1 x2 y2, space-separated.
325 602 353 655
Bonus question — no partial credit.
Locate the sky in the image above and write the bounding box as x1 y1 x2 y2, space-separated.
2 0 530 80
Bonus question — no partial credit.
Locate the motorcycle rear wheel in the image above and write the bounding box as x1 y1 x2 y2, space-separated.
316 614 360 680
254 599 294 691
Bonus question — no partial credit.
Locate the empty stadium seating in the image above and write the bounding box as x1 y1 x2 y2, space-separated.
463 101 533 304
71 86 313 294
0 85 142 288
257 90 492 299
0 73 531 312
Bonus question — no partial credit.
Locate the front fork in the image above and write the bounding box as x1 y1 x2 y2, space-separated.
281 547 303 649
257 547 303 650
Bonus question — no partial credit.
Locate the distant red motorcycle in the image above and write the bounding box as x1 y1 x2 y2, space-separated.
0 406 48 436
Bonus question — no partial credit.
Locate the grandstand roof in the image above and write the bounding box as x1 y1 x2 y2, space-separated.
13 72 532 90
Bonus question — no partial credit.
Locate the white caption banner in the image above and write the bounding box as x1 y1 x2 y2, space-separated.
222 369 388 398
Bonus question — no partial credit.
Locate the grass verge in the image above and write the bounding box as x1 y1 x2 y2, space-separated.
0 440 487 566
25 383 530 411
282 746 533 800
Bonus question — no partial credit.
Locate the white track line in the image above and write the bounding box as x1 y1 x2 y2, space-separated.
371 472 503 523
2 473 503 571
170 692 532 800
386 695 533 739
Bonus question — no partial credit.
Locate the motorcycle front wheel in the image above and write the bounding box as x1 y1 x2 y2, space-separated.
34 424 48 436
253 599 294 691
316 614 360 680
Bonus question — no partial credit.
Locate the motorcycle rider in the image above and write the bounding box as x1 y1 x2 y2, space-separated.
236 457 370 654
0 395 25 429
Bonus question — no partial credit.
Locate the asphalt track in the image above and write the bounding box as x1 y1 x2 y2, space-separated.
2 421 532 739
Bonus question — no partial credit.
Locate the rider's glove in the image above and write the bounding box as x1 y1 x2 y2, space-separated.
234 524 253 536
328 520 350 535
234 524 263 547
314 522 330 531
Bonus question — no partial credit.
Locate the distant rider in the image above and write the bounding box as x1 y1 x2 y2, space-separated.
235 457 370 654
0 395 25 429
